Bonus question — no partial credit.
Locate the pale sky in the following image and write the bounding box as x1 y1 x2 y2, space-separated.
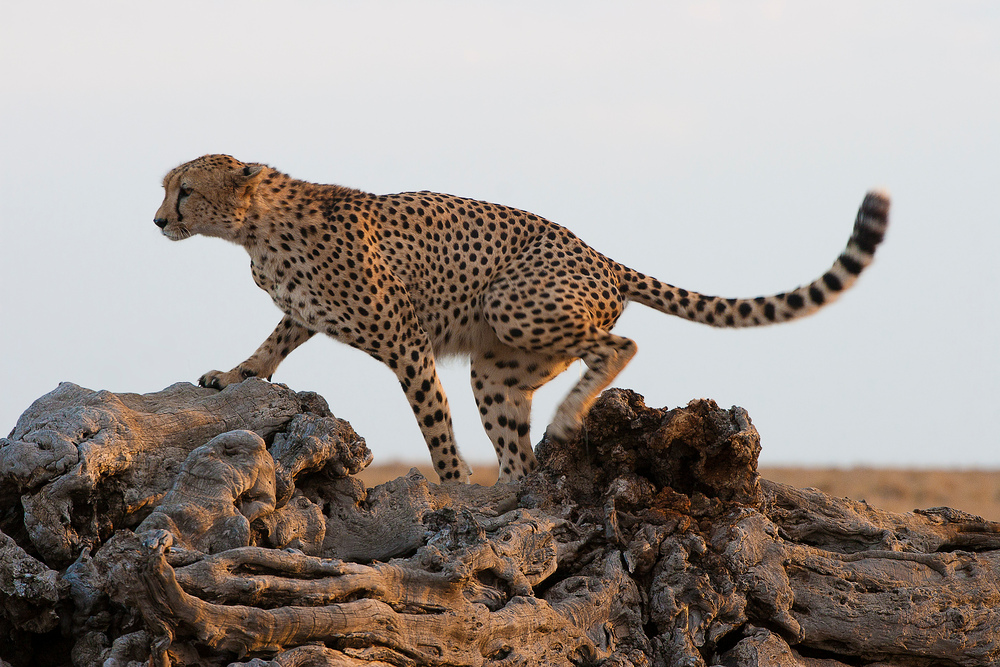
2 1 998 469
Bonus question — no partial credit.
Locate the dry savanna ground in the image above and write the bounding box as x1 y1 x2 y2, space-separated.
358 463 1000 522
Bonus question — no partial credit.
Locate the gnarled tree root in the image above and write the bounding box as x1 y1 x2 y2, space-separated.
3 384 1000 666
132 516 637 667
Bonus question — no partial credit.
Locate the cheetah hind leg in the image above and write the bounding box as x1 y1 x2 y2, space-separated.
546 327 637 443
471 348 573 482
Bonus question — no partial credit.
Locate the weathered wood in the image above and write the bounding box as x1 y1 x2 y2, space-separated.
0 379 331 566
0 528 61 635
1 382 998 666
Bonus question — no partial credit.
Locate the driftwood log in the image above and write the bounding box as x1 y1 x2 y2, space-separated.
1 380 999 667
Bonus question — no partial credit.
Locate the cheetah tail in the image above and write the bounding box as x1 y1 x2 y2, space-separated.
617 190 890 328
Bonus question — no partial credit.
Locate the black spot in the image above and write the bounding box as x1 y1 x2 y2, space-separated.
787 293 805 309
822 272 843 292
809 286 825 305
853 228 883 255
838 254 864 275
738 303 752 318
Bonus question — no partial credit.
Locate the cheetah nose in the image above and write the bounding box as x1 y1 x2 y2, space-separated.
154 218 168 229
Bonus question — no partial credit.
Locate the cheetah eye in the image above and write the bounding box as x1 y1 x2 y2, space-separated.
179 184 193 199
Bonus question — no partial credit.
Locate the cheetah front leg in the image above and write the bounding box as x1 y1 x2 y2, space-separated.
470 347 572 482
199 315 315 389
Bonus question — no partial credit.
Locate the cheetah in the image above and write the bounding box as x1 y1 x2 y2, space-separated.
154 155 889 483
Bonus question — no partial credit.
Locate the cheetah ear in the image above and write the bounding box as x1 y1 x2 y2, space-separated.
229 164 266 195
241 164 263 178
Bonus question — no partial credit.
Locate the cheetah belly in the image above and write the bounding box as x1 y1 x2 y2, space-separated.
429 302 499 358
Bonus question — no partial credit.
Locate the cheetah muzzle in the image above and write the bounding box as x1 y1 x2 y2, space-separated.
154 154 889 483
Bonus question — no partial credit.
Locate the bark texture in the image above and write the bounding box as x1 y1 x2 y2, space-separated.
1 381 998 667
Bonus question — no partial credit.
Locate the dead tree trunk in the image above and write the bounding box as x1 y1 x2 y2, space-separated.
1 380 998 667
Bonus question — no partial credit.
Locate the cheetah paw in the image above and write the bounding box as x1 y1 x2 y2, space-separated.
544 420 581 444
198 366 261 390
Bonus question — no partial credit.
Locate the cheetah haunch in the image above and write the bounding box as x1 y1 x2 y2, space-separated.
154 155 888 483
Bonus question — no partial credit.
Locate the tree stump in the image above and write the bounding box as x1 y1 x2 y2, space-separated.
1 380 998 666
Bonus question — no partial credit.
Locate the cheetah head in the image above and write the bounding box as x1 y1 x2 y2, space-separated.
154 154 266 242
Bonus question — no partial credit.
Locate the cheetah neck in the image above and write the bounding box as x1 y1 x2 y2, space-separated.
236 170 365 253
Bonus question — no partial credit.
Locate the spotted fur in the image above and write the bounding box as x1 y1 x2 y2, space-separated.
154 155 889 483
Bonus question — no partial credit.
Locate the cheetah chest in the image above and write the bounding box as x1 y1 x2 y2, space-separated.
249 256 333 328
